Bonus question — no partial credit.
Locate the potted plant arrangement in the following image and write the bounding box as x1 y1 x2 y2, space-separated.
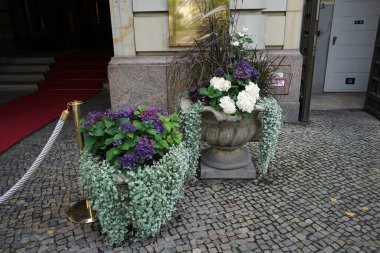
78 104 203 245
170 5 283 179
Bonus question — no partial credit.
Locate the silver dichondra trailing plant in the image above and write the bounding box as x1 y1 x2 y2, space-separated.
79 102 203 245
180 101 203 179
256 97 283 176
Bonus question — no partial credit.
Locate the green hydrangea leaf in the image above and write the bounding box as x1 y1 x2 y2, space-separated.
84 135 97 149
113 133 124 141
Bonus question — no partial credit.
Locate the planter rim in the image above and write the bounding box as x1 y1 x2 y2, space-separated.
180 97 265 122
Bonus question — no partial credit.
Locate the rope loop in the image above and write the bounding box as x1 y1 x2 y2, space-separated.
0 110 69 205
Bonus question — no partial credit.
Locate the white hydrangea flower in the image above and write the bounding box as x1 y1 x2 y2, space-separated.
243 27 249 32
210 77 231 92
237 31 245 37
245 82 260 100
219 96 236 115
231 41 239 46
236 90 257 113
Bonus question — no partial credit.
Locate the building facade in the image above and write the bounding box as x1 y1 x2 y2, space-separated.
107 0 304 122
1 0 379 121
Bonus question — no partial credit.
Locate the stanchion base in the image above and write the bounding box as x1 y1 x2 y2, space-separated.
67 199 98 224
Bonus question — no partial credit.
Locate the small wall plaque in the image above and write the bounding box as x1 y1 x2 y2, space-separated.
354 20 364 25
345 77 356 85
269 70 292 95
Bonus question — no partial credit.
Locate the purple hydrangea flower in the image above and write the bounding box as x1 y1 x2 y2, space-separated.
213 67 225 77
113 140 123 146
87 111 104 121
127 106 139 120
104 108 120 120
141 106 169 121
120 153 138 169
117 109 133 119
135 136 155 160
156 107 168 115
152 119 165 133
120 122 136 133
250 67 260 80
233 61 260 80
141 106 159 121
83 111 104 126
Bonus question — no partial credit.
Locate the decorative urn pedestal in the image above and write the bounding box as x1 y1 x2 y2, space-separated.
199 105 263 179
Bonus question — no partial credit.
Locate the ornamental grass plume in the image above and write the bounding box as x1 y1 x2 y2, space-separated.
168 0 284 116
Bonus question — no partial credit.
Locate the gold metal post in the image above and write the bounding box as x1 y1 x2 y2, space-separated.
67 100 98 224
70 100 84 150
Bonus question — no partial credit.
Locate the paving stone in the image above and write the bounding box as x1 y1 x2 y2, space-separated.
0 99 379 253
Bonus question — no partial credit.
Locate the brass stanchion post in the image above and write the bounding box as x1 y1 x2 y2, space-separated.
67 100 98 224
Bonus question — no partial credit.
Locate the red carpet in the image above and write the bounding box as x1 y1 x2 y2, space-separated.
0 51 111 153
0 90 99 153
40 51 111 90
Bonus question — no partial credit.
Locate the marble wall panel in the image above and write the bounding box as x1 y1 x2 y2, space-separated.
284 11 303 49
108 57 169 109
236 13 267 49
134 16 170 52
132 0 167 12
278 102 300 122
108 50 302 122
109 0 136 56
131 0 269 12
265 15 286 46
287 0 304 11
269 50 303 103
134 13 267 51
264 0 287 12
232 0 267 10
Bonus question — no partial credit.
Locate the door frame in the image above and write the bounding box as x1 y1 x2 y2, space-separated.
299 0 321 122
364 17 380 120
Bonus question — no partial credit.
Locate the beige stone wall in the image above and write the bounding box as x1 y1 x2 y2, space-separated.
284 0 304 49
109 0 305 56
107 0 305 122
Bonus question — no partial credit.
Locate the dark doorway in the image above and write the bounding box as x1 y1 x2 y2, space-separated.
9 0 113 51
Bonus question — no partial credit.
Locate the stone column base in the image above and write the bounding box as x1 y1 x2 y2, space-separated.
200 148 256 179
200 160 256 179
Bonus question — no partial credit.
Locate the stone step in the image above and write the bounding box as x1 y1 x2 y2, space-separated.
0 57 7 64
7 56 55 65
0 64 50 73
0 73 44 83
0 83 38 90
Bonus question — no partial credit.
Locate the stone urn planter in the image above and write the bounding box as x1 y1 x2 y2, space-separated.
181 98 264 179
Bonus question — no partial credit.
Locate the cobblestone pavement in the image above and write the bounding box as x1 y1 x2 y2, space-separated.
1 93 379 252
